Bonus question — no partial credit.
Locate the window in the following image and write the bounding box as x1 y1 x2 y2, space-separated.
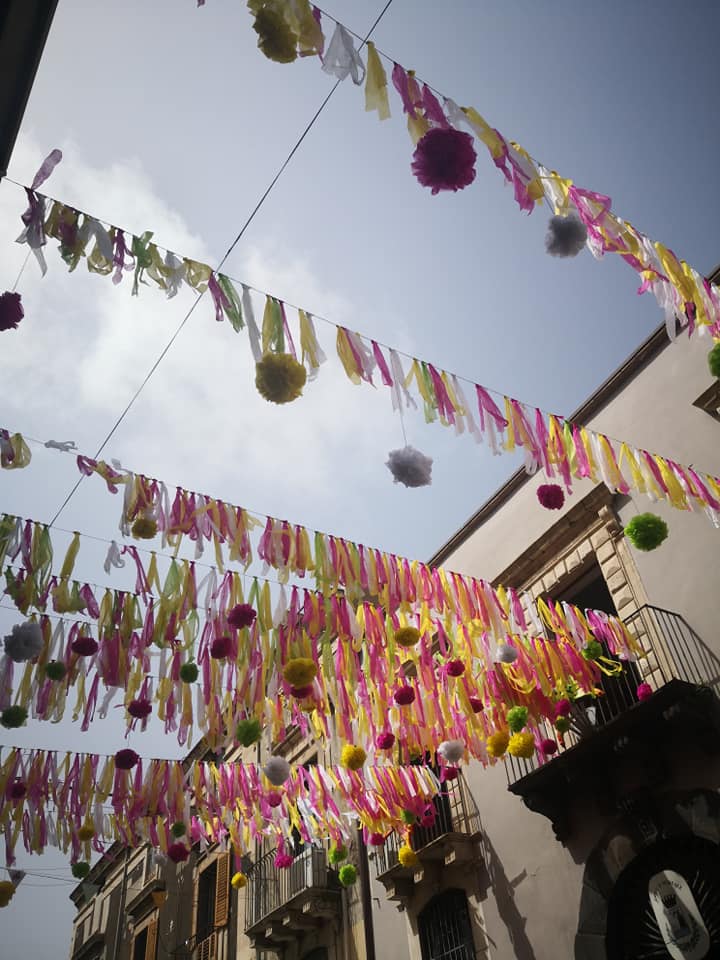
418 889 475 960
195 853 231 942
131 919 157 960
132 927 147 960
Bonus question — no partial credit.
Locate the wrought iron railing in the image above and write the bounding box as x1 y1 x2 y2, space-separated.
244 845 329 931
373 772 481 876
505 604 720 783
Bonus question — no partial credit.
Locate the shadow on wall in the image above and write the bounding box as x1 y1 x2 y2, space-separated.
481 832 538 960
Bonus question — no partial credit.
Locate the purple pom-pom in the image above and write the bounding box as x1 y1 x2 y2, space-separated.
227 603 257 629
637 682 653 702
128 699 152 720
411 127 477 195
537 483 565 510
114 749 140 770
210 635 231 659
0 292 24 332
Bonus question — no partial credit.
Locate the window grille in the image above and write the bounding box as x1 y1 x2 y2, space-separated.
418 889 475 960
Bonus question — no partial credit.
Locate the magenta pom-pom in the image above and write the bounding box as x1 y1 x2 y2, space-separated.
114 749 140 770
376 732 395 750
369 832 386 846
71 636 99 657
274 852 293 869
636 682 653 702
537 483 565 510
290 685 313 699
167 843 189 863
394 685 415 706
411 127 477 195
540 738 558 757
8 779 27 800
128 699 152 720
445 659 465 677
0 291 24 332
227 604 257 629
469 696 484 713
210 636 231 659
443 766 460 781
267 792 283 808
554 698 571 719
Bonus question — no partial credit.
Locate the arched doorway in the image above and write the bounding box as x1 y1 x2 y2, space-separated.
418 888 475 960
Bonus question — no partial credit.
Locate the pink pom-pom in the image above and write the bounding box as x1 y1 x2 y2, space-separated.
469 697 484 713
554 699 571 719
369 832 385 846
128 698 152 719
394 685 415 706
227 604 257 629
8 779 27 800
114 749 140 771
411 127 477 195
290 685 313 699
540 738 558 757
636 682 653 702
445 659 465 677
537 484 565 510
419 804 436 828
71 636 99 657
376 732 395 750
0 291 24 332
274 852 293 869
167 842 189 863
210 635 231 659
443 766 460 781
267 792 283 808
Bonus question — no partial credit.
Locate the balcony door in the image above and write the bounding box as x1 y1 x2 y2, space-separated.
419 889 475 960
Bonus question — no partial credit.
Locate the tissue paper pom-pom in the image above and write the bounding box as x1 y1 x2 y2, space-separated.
128 698 152 719
4 621 43 662
508 732 536 759
545 214 588 257
411 127 477 195
338 864 358 886
637 682 653 702
328 844 347 864
236 718 262 747
444 766 460 781
227 604 257 629
210 635 232 659
369 833 385 846
469 696 484 713
507 706 529 733
386 446 433 488
420 805 436 828
398 844 419 868
438 740 464 764
71 861 91 880
45 661 67 681
131 516 157 540
114 749 140 771
282 658 317 688
167 843 189 864
252 7 297 63
341 745 367 771
394 626 420 648
708 342 720 379
1 706 27 729
274 852 293 869
0 879 15 898
624 513 669 552
581 640 603 662
71 636 98 657
445 659 465 677
267 792 283 808
170 822 186 839
554 699 571 719
255 353 306 404
401 810 416 825
263 756 291 786
495 643 518 664
394 685 415 706
231 871 248 889
554 716 571 734
179 662 198 683
540 738 558 757
0 291 24 332
537 483 565 510
376 732 395 750
290 685 313 699
486 731 509 758
8 780 26 800
77 824 95 842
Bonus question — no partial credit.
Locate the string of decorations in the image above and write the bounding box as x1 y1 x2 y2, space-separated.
205 0 720 345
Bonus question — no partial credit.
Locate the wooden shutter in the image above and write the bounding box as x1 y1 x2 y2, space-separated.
144 918 158 960
213 852 231 927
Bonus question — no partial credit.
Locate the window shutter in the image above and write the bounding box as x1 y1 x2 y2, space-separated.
144 918 158 960
213 852 230 927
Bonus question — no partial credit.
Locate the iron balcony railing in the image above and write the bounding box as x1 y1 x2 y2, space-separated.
245 845 330 931
374 771 481 876
505 604 720 783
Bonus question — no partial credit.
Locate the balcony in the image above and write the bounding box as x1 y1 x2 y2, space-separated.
244 846 340 950
506 605 720 841
373 772 482 903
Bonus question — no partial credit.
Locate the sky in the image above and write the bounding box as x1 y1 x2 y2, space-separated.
1 1 719 956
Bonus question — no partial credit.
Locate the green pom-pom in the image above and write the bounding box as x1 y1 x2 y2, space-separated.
708 342 720 380
179 662 198 683
1 706 27 729
400 810 416 826
171 822 186 838
581 640 603 662
507 706 529 733
338 864 357 887
624 513 669 552
45 661 67 681
236 718 261 748
71 862 90 880
328 844 347 864
554 716 571 734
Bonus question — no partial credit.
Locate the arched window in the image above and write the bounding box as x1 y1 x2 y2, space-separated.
419 889 475 960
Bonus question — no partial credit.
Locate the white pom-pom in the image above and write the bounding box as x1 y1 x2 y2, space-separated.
438 739 465 764
386 446 433 488
152 851 167 867
263 756 291 786
494 643 518 665
3 621 43 663
545 214 587 258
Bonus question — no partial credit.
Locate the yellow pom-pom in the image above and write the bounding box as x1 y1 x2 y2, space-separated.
282 657 317 688
394 626 420 648
78 824 95 842
252 7 298 63
398 844 418 868
0 880 15 907
341 745 367 771
255 352 307 404
508 732 535 759
231 872 248 890
131 516 157 540
486 731 510 758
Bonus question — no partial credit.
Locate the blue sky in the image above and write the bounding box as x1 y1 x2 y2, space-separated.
1 1 719 955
